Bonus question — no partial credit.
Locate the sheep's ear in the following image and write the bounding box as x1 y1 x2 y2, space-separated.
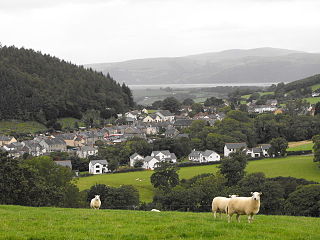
250 192 253 195
236 195 239 197
259 192 262 195
228 195 232 197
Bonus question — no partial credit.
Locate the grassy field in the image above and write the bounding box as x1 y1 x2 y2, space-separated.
303 96 320 104
0 120 47 135
241 91 274 99
0 205 319 240
287 140 314 151
76 155 320 202
57 117 85 129
311 83 320 91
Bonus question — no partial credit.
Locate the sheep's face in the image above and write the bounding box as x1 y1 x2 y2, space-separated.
95 195 100 200
251 192 262 201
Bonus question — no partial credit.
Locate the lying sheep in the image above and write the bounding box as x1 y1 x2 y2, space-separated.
90 195 101 209
212 195 238 219
227 192 262 223
151 209 161 212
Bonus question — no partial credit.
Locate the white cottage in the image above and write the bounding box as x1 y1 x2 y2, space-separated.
224 142 247 157
89 160 109 174
129 152 144 167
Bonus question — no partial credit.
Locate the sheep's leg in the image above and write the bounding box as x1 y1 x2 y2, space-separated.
236 214 240 223
219 212 222 219
247 215 251 223
213 211 216 219
228 214 232 223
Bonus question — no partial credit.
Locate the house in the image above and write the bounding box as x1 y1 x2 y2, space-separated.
142 156 160 170
89 160 109 174
312 92 320 97
164 127 179 138
129 152 144 167
124 127 146 139
266 99 278 106
23 140 46 156
143 114 162 123
155 110 175 122
151 150 177 163
188 150 220 162
76 146 98 158
174 119 193 129
246 144 271 158
55 160 72 169
39 137 67 152
0 135 17 147
125 110 140 120
56 133 77 146
224 142 247 157
249 105 277 114
260 144 271 157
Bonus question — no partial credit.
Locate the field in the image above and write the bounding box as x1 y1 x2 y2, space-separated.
0 120 47 135
0 205 319 240
57 117 85 129
303 96 320 104
287 140 314 151
76 155 320 202
241 91 274 99
311 83 320 91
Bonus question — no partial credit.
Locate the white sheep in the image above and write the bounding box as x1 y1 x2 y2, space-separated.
227 192 262 223
90 195 101 209
151 209 161 212
212 195 238 219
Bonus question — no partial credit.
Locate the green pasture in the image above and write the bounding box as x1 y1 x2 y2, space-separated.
287 142 314 152
303 97 320 104
57 117 85 129
76 155 320 202
0 120 47 135
0 205 319 240
311 83 320 91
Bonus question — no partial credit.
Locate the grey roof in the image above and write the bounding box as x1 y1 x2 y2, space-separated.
130 152 143 159
225 142 247 149
56 134 76 140
0 135 13 141
156 110 174 117
78 146 97 151
44 138 66 146
260 144 271 150
174 119 193 127
189 150 202 158
152 150 171 156
90 160 108 165
170 153 177 159
175 133 189 139
202 150 217 157
55 160 72 168
143 156 160 163
252 148 263 153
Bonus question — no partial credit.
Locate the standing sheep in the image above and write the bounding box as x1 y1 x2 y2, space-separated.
227 192 262 223
212 195 238 219
90 195 101 209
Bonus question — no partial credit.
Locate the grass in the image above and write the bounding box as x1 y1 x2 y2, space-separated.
303 97 320 104
0 205 319 240
76 155 320 202
57 117 85 129
287 140 314 151
311 83 320 91
241 91 274 99
0 120 47 135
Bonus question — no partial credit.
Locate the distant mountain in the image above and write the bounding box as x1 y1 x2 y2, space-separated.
0 46 133 126
86 48 320 85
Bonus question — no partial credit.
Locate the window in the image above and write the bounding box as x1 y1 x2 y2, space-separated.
96 170 100 173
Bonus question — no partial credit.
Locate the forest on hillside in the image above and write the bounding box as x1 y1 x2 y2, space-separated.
0 46 134 128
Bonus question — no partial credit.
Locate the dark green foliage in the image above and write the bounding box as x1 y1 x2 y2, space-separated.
315 102 320 115
0 46 133 124
161 97 181 113
87 184 139 209
151 162 179 191
285 184 320 217
218 151 248 186
312 134 320 162
204 97 224 107
182 98 194 106
268 137 288 157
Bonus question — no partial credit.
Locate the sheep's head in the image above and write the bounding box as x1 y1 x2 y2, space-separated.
251 192 262 201
95 195 100 200
229 195 239 198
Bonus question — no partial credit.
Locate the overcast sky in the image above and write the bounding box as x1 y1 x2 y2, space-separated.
1 0 320 64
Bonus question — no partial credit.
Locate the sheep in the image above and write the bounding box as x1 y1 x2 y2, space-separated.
212 195 238 219
151 209 161 212
90 195 101 209
227 192 262 223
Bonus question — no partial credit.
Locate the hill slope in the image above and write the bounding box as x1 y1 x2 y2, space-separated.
1 205 319 240
0 46 133 125
86 47 320 85
76 155 320 202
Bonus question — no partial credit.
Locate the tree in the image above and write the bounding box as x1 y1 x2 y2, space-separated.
285 184 320 217
268 137 288 157
218 151 248 186
151 162 179 191
151 100 163 109
191 103 204 114
312 134 320 162
162 97 181 113
315 102 320 115
182 98 194 106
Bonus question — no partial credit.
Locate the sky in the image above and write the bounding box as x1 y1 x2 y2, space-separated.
1 0 320 65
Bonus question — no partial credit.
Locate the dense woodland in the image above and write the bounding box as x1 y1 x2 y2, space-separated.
0 46 134 128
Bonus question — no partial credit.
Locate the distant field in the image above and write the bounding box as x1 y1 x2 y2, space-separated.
76 155 320 202
0 120 47 135
1 205 319 240
304 97 320 104
241 91 274 99
57 117 85 129
287 140 313 151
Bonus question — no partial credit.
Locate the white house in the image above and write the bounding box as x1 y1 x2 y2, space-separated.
188 150 220 162
89 160 109 174
76 146 98 158
246 144 271 158
151 150 177 163
142 156 160 170
129 152 144 167
155 110 175 122
224 142 247 157
0 135 17 147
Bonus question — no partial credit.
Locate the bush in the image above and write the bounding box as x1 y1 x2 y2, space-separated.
287 150 312 156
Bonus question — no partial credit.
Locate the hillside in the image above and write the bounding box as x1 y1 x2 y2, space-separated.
1 205 319 240
76 155 320 202
86 47 320 85
0 46 133 126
